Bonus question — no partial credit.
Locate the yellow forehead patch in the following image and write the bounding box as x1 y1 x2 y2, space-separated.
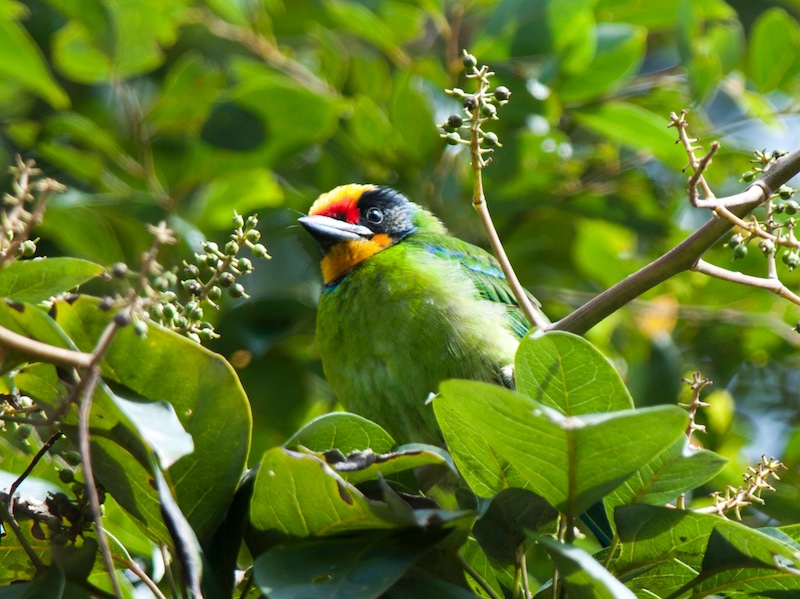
321 234 392 284
309 184 377 222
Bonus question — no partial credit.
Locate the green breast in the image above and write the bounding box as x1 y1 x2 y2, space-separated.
316 240 520 444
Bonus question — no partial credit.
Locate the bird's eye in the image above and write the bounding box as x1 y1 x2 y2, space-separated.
366 207 384 224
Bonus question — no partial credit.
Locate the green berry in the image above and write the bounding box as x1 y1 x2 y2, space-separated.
184 264 200 278
65 451 82 466
740 170 756 182
783 200 799 215
462 53 477 69
15 424 32 440
20 240 36 257
728 233 743 248
133 320 148 337
245 229 261 243
480 102 497 117
205 241 219 254
229 283 245 299
237 258 253 273
162 303 177 320
208 286 222 301
187 303 204 320
483 132 499 147
758 239 775 255
732 244 748 260
59 469 74 484
778 185 794 200
225 241 239 255
245 215 258 229
232 213 244 229
445 132 461 146
251 243 269 259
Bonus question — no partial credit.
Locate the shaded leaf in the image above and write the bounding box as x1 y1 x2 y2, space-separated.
472 488 557 565
253 529 449 599
537 535 636 599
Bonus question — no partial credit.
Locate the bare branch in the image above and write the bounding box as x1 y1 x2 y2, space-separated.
693 259 800 306
551 147 800 335
0 324 94 368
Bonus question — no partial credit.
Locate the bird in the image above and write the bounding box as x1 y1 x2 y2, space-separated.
299 184 532 445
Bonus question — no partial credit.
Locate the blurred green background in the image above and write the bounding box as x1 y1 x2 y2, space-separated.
2 0 800 521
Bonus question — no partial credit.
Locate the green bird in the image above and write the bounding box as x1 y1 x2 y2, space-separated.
299 184 532 445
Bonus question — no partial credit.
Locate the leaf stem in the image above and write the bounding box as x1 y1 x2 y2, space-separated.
457 551 502 599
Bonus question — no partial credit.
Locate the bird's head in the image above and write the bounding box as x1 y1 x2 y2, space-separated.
299 185 418 284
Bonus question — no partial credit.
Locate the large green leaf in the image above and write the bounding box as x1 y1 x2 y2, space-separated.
0 11 69 109
747 8 800 93
571 102 686 170
606 437 727 512
560 23 646 103
515 332 633 414
435 380 688 518
52 297 251 540
0 258 103 303
249 447 394 540
614 504 800 595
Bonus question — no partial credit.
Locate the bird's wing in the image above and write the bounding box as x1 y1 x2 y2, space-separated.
416 235 534 338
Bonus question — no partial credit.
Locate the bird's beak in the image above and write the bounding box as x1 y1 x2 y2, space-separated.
299 215 374 249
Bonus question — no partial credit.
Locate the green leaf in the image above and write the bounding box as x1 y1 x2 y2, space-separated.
253 529 449 599
384 577 482 599
515 332 634 414
537 536 636 599
435 380 688 518
0 258 104 303
614 505 800 592
606 437 727 510
747 8 800 93
472 488 558 565
571 102 687 170
560 23 646 103
325 0 406 65
52 297 251 541
0 563 65 599
249 447 395 539
109 389 194 469
284 412 396 454
0 13 69 109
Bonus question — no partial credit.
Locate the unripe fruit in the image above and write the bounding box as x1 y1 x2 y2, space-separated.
59 469 74 484
733 244 748 260
484 132 499 147
462 53 477 69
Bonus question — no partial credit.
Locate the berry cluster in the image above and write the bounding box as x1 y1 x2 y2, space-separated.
439 51 510 167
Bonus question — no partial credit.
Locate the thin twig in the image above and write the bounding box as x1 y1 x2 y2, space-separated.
8 431 64 509
519 546 531 599
78 365 122 598
465 69 550 330
693 259 800 306
0 324 93 368
456 551 502 599
126 556 169 599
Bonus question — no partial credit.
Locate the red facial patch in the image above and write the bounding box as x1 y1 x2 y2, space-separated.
308 184 376 224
